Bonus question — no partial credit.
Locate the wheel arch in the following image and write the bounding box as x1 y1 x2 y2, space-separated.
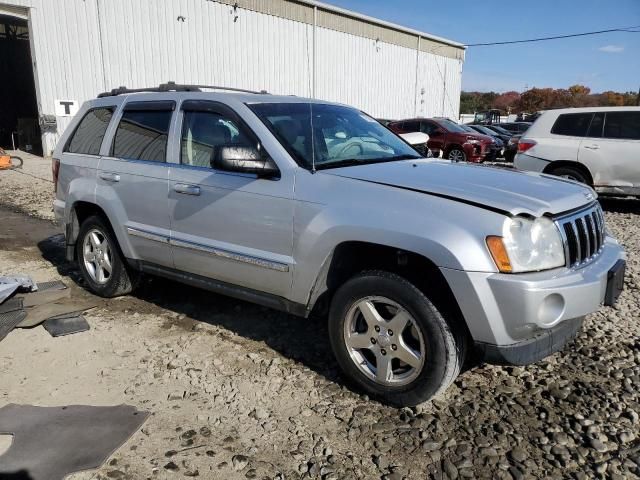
65 201 126 261
543 160 594 186
308 241 471 341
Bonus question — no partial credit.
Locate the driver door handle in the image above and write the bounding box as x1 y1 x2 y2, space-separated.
584 144 600 150
173 184 201 196
98 172 120 182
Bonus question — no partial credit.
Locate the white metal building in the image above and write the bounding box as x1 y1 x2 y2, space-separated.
0 0 465 156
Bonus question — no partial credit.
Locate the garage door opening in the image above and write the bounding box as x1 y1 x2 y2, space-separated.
0 13 41 155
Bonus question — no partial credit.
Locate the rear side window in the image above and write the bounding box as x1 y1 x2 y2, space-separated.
112 108 173 162
420 122 438 135
604 112 640 140
551 113 593 137
403 121 420 131
65 107 114 155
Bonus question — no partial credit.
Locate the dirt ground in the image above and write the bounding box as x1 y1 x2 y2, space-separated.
0 152 639 479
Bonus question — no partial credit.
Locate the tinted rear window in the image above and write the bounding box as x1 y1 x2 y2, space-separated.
604 112 640 140
112 110 172 162
551 113 593 137
65 107 114 155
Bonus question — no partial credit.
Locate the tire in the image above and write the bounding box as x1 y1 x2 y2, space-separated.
446 147 466 163
550 166 590 185
76 215 139 297
328 271 464 407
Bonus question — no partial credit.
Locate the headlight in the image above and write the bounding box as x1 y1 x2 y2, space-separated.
486 216 565 273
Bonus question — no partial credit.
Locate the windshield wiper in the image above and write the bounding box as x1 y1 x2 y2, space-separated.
315 154 421 171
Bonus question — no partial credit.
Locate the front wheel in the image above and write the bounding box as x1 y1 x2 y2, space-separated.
447 147 466 163
328 271 464 406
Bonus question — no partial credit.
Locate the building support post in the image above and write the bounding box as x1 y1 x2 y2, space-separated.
442 60 447 116
413 35 420 117
312 6 317 99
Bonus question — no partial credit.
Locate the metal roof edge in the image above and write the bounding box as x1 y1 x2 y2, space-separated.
298 0 466 49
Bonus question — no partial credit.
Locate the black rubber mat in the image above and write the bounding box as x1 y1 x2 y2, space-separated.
35 280 67 292
42 315 90 337
0 309 27 343
0 297 23 315
0 404 149 480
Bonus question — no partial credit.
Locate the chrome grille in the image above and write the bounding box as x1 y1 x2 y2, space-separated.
556 203 606 268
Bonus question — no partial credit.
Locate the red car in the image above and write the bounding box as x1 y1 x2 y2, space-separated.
388 117 493 163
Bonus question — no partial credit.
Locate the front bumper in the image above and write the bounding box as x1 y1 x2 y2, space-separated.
475 317 583 365
463 143 485 162
441 238 625 364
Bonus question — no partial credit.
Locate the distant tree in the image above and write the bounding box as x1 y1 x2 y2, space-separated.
599 91 625 106
568 84 591 107
493 91 521 113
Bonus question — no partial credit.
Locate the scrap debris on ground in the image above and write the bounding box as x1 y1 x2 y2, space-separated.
0 157 639 479
0 275 93 342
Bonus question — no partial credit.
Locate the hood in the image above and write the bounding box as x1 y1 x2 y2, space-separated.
320 160 595 217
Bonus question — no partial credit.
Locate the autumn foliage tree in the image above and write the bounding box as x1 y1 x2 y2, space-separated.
460 85 639 114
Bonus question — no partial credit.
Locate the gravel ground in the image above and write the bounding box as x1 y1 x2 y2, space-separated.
0 156 639 479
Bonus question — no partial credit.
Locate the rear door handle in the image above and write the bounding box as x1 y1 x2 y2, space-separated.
173 184 201 196
99 172 120 182
584 145 600 150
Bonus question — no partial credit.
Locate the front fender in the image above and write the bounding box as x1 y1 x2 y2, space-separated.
289 175 505 305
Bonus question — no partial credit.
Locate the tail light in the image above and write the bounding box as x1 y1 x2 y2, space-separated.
52 158 60 193
517 140 536 153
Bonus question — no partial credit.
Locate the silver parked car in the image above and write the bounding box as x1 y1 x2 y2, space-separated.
53 84 626 406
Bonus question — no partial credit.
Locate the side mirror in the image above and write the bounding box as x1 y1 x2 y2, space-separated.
213 146 279 179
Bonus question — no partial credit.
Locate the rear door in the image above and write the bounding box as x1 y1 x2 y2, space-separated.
167 100 294 297
579 110 640 192
543 112 593 161
96 100 175 267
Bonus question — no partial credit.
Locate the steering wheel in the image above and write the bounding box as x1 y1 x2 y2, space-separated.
336 141 364 158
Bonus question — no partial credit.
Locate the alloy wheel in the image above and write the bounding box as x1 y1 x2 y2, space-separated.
343 296 426 386
448 149 465 162
82 228 113 285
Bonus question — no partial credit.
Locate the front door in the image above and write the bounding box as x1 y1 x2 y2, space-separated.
168 101 294 297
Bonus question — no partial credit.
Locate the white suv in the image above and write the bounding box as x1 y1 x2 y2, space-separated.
515 107 640 196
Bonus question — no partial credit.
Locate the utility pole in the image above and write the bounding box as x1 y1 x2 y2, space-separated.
637 86 640 106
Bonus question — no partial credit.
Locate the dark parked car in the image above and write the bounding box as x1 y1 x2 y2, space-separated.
499 122 531 135
388 118 492 162
480 124 513 145
461 124 503 160
504 134 522 162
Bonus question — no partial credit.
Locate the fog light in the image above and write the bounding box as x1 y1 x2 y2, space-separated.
538 293 565 326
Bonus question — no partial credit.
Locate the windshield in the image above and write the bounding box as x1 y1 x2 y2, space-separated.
436 119 469 134
248 103 420 170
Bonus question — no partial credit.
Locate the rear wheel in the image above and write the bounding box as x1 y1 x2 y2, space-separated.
550 166 589 185
328 271 464 406
447 147 466 163
77 215 138 297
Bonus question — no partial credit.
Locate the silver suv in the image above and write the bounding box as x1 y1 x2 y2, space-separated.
53 84 626 406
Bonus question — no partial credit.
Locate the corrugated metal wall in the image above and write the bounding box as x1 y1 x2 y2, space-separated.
2 0 464 155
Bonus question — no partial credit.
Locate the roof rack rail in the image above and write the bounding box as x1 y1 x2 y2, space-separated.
97 81 268 98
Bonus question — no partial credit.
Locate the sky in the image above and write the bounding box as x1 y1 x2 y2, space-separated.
324 0 640 94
